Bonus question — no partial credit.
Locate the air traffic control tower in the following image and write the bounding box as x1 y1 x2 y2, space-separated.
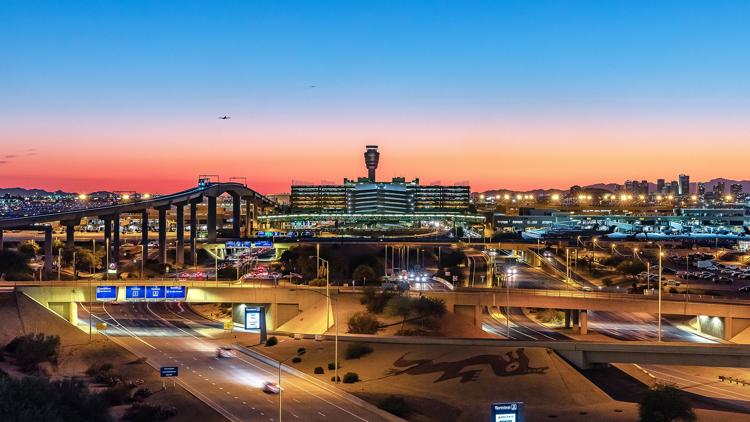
364 145 380 182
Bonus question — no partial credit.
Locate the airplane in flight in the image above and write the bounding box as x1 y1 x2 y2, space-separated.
218 115 231 120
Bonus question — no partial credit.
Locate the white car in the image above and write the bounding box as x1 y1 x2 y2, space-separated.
216 347 235 358
263 381 281 394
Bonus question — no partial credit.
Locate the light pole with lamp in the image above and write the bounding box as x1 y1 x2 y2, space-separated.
658 244 663 342
310 256 330 330
278 348 307 422
505 266 516 338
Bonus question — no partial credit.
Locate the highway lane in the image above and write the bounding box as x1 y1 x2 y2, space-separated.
79 302 388 422
587 311 715 343
482 307 570 340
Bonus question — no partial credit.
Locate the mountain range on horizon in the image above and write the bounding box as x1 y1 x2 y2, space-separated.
2 178 749 197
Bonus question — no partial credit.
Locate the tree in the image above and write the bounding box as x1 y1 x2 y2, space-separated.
352 264 376 285
0 376 110 422
617 259 647 279
414 296 446 318
638 384 696 422
385 295 414 331
17 241 40 260
347 312 380 334
360 287 395 314
0 250 33 279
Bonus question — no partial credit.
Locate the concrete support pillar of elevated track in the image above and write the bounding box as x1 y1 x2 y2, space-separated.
175 202 186 267
44 225 53 275
190 200 199 266
112 213 121 266
141 209 149 261
207 196 217 242
231 193 241 238
157 206 168 264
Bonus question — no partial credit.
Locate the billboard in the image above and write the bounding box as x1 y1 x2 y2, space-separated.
95 286 117 301
165 286 187 300
490 402 524 422
146 286 166 300
125 286 146 300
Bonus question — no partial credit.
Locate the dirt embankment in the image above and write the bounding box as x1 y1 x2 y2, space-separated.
0 292 223 422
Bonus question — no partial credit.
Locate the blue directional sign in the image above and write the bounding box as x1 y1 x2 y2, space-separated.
160 366 178 377
165 286 187 300
253 240 273 248
125 286 146 300
146 285 166 300
490 402 524 422
95 286 117 301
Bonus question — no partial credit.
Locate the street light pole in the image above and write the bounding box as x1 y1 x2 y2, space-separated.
658 244 663 342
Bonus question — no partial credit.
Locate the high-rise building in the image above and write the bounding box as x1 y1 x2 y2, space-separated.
668 181 679 195
640 180 649 195
713 181 726 195
656 179 665 193
696 182 705 196
730 183 743 197
678 174 690 196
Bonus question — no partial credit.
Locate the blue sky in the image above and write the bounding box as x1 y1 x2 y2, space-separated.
2 1 750 192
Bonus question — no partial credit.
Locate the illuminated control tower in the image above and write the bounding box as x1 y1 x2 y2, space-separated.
364 145 380 182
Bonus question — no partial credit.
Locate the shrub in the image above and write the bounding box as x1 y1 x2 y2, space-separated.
6 333 60 372
342 372 359 383
308 278 327 286
378 395 413 417
0 377 110 422
347 312 380 334
330 375 341 382
100 384 132 406
124 403 177 421
328 362 339 370
360 287 395 314
291 357 302 363
297 347 307 354
265 336 278 347
314 366 324 374
345 342 373 360
639 384 696 422
414 296 446 318
132 387 152 401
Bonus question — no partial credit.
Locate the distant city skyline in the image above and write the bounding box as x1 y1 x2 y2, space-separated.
3 1 750 194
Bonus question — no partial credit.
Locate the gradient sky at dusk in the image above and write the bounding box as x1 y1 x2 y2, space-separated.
2 1 750 194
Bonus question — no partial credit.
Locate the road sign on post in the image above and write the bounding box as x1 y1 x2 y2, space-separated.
490 402 524 422
245 306 267 343
160 366 178 377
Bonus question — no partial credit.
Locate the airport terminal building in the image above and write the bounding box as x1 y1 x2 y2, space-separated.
290 146 471 215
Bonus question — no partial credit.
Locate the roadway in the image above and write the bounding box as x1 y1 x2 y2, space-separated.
79 302 388 422
482 307 570 341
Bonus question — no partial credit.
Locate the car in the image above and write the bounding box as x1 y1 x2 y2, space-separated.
739 286 750 292
263 381 281 394
582 286 593 292
216 347 235 358
713 276 733 284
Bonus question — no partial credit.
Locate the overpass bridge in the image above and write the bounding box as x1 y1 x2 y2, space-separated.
0 182 276 274
13 281 750 340
13 281 750 370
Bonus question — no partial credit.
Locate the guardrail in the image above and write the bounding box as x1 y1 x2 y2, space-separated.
6 280 750 306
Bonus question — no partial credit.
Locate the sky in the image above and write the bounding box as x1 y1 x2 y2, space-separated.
2 1 750 194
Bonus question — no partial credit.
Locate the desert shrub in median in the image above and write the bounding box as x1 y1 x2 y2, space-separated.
291 357 302 363
378 395 413 417
314 366 324 374
308 278 328 286
345 342 373 360
265 336 278 347
328 362 339 370
347 311 380 334
342 372 360 383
